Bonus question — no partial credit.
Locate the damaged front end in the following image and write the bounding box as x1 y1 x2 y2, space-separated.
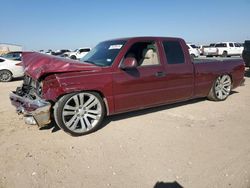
9 75 51 127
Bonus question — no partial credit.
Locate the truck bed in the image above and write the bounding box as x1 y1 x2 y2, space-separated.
193 58 245 98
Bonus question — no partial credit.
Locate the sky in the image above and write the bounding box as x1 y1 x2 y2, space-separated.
0 0 250 51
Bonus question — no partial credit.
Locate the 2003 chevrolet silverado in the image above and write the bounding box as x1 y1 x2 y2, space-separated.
9 37 245 136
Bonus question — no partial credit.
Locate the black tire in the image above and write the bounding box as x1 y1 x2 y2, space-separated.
0 70 12 82
53 92 106 136
190 54 195 60
70 55 77 60
208 75 232 101
222 51 228 57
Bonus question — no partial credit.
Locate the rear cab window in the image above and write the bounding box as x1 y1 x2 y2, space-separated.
162 40 185 64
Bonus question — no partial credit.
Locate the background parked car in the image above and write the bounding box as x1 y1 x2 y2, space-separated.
197 45 205 55
0 57 24 82
1 51 22 61
242 40 250 68
215 42 243 57
187 44 200 59
53 49 71 57
202 43 218 57
45 49 55 55
65 47 91 59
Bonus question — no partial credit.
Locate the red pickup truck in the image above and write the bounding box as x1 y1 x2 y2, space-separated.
10 37 245 136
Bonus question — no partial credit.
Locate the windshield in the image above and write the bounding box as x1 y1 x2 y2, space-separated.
191 45 198 48
80 40 126 66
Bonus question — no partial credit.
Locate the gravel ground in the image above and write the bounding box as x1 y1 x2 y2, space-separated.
0 70 250 188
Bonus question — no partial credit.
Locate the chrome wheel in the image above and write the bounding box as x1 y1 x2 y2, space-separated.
214 75 231 100
58 92 103 134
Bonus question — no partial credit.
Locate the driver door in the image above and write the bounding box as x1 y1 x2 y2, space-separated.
112 40 168 113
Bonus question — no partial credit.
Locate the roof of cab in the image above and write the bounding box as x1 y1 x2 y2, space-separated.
104 36 183 42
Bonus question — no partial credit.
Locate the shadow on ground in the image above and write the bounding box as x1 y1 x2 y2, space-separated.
153 181 183 188
39 98 206 134
39 89 240 135
39 121 60 133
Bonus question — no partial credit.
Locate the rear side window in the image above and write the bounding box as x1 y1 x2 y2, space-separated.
215 43 227 47
229 43 234 47
234 43 241 47
163 41 185 64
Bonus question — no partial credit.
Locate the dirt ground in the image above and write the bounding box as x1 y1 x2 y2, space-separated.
0 72 250 188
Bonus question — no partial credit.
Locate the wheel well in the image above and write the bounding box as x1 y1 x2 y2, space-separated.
55 90 109 115
0 69 13 75
208 73 233 95
228 73 233 85
216 73 233 85
84 90 109 115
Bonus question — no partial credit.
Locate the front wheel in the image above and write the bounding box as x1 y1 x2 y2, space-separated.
190 54 195 60
208 75 232 101
54 92 106 136
70 55 77 60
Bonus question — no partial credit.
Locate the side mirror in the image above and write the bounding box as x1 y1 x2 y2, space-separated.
120 57 138 69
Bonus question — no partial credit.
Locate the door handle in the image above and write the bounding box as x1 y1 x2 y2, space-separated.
155 71 166 77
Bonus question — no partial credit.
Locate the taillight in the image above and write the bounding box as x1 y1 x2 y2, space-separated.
15 62 23 66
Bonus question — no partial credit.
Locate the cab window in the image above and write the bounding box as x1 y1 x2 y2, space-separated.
163 41 185 64
124 41 160 66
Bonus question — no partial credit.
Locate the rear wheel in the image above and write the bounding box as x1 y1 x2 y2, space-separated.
54 92 105 136
0 70 12 82
208 75 232 101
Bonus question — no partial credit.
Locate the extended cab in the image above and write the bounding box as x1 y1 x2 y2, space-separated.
9 37 245 136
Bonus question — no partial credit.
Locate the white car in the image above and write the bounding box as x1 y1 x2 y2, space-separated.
65 47 91 59
0 57 24 82
215 42 244 57
202 43 218 57
187 44 200 58
197 45 204 55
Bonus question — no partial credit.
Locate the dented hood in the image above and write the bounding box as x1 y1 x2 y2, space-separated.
22 52 101 80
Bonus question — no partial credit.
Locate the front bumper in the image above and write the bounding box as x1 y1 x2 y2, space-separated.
9 92 51 127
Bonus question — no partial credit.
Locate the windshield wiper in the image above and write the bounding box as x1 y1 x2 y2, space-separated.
81 60 107 67
83 60 96 65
